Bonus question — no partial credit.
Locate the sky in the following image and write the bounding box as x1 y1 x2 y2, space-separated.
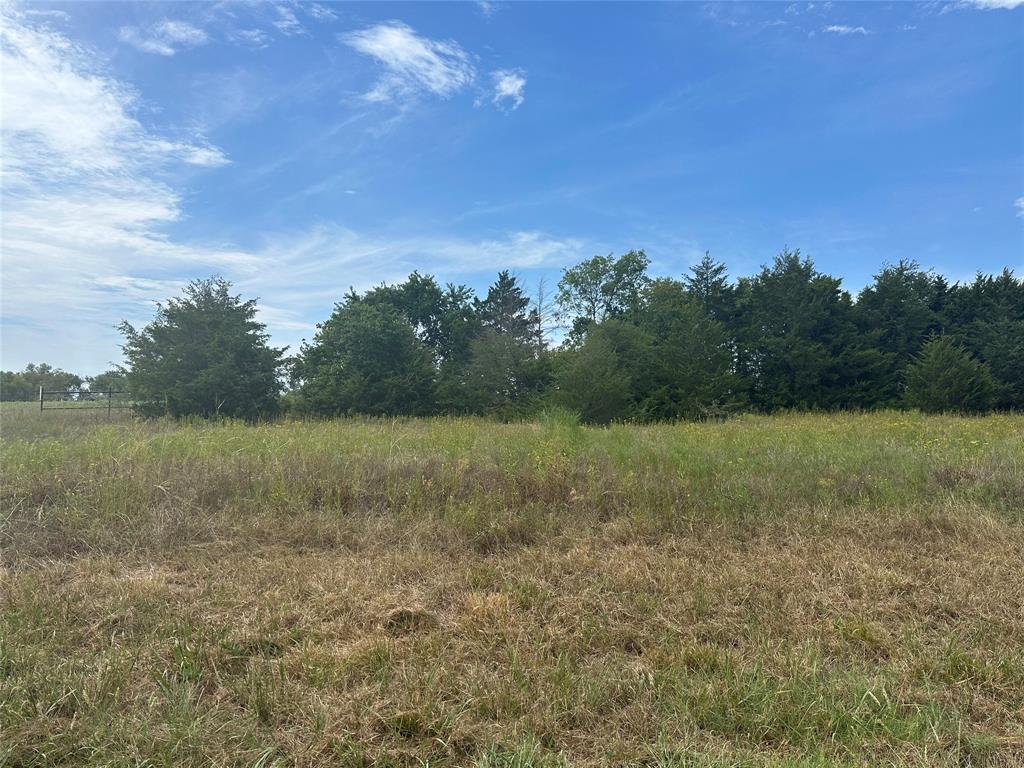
1 0 1022 375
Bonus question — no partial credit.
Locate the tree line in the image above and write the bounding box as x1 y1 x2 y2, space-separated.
3 250 1021 421
0 364 126 402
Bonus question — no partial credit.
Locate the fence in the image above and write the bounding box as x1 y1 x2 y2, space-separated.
38 387 131 416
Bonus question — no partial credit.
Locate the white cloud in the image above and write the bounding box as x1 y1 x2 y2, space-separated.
1 8 242 371
960 0 1023 8
491 69 526 110
341 21 475 103
0 9 568 372
308 4 338 22
272 4 305 36
1015 197 1024 217
25 9 70 21
477 1 501 17
180 145 231 167
119 19 209 56
229 28 271 48
824 24 869 35
236 226 584 314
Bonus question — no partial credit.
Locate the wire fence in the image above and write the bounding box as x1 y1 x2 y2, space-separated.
38 388 131 415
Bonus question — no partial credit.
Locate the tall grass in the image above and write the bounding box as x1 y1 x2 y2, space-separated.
1 411 1022 766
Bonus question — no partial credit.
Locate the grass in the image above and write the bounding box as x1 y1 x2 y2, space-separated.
1 407 1022 766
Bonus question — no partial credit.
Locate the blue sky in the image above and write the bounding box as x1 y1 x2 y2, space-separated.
1 0 1022 375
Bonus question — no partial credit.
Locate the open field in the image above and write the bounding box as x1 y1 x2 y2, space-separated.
1 409 1023 767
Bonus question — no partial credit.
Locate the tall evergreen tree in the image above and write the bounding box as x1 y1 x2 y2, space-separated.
943 270 1024 410
456 271 548 415
474 271 540 344
683 252 734 325
555 320 651 423
733 250 885 411
854 260 945 405
635 279 742 419
905 336 995 414
120 277 285 419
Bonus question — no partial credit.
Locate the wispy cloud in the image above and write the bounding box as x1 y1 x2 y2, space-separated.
272 4 305 36
0 8 574 370
477 1 502 18
308 4 338 22
235 226 585 330
341 21 475 103
165 225 585 355
824 24 869 35
228 28 271 48
960 0 1023 8
1 8 241 370
119 19 209 56
1015 197 1024 217
491 69 526 110
24 8 70 21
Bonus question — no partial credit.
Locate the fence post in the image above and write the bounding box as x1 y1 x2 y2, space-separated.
108 388 113 418
39 386 43 413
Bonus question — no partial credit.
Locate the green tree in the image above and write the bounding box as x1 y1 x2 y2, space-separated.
942 270 1024 410
87 368 129 395
555 320 653 423
854 260 945 405
293 300 436 416
557 250 650 341
683 252 734 325
1 363 84 401
120 277 285 419
634 279 741 419
475 270 539 343
733 249 885 411
904 336 995 413
461 329 551 417
453 271 550 416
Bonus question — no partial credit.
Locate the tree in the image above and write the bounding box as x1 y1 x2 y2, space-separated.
942 270 1024 410
554 320 650 424
87 368 129 395
557 250 650 342
293 300 436 416
634 279 741 419
1 363 84 401
683 252 734 325
475 271 539 344
449 271 548 415
531 276 558 352
461 328 550 417
854 260 945 406
361 273 485 373
732 249 885 411
904 336 995 413
120 277 285 419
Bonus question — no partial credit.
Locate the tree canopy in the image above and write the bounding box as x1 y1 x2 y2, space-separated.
12 251 1019 422
120 277 285 419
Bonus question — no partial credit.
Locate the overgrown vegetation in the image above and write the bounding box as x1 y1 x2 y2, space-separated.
2 409 1022 766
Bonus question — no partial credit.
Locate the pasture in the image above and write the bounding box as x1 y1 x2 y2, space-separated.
1 408 1022 767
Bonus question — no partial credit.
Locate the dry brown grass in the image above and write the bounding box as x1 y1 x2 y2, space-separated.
2 411 1022 766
